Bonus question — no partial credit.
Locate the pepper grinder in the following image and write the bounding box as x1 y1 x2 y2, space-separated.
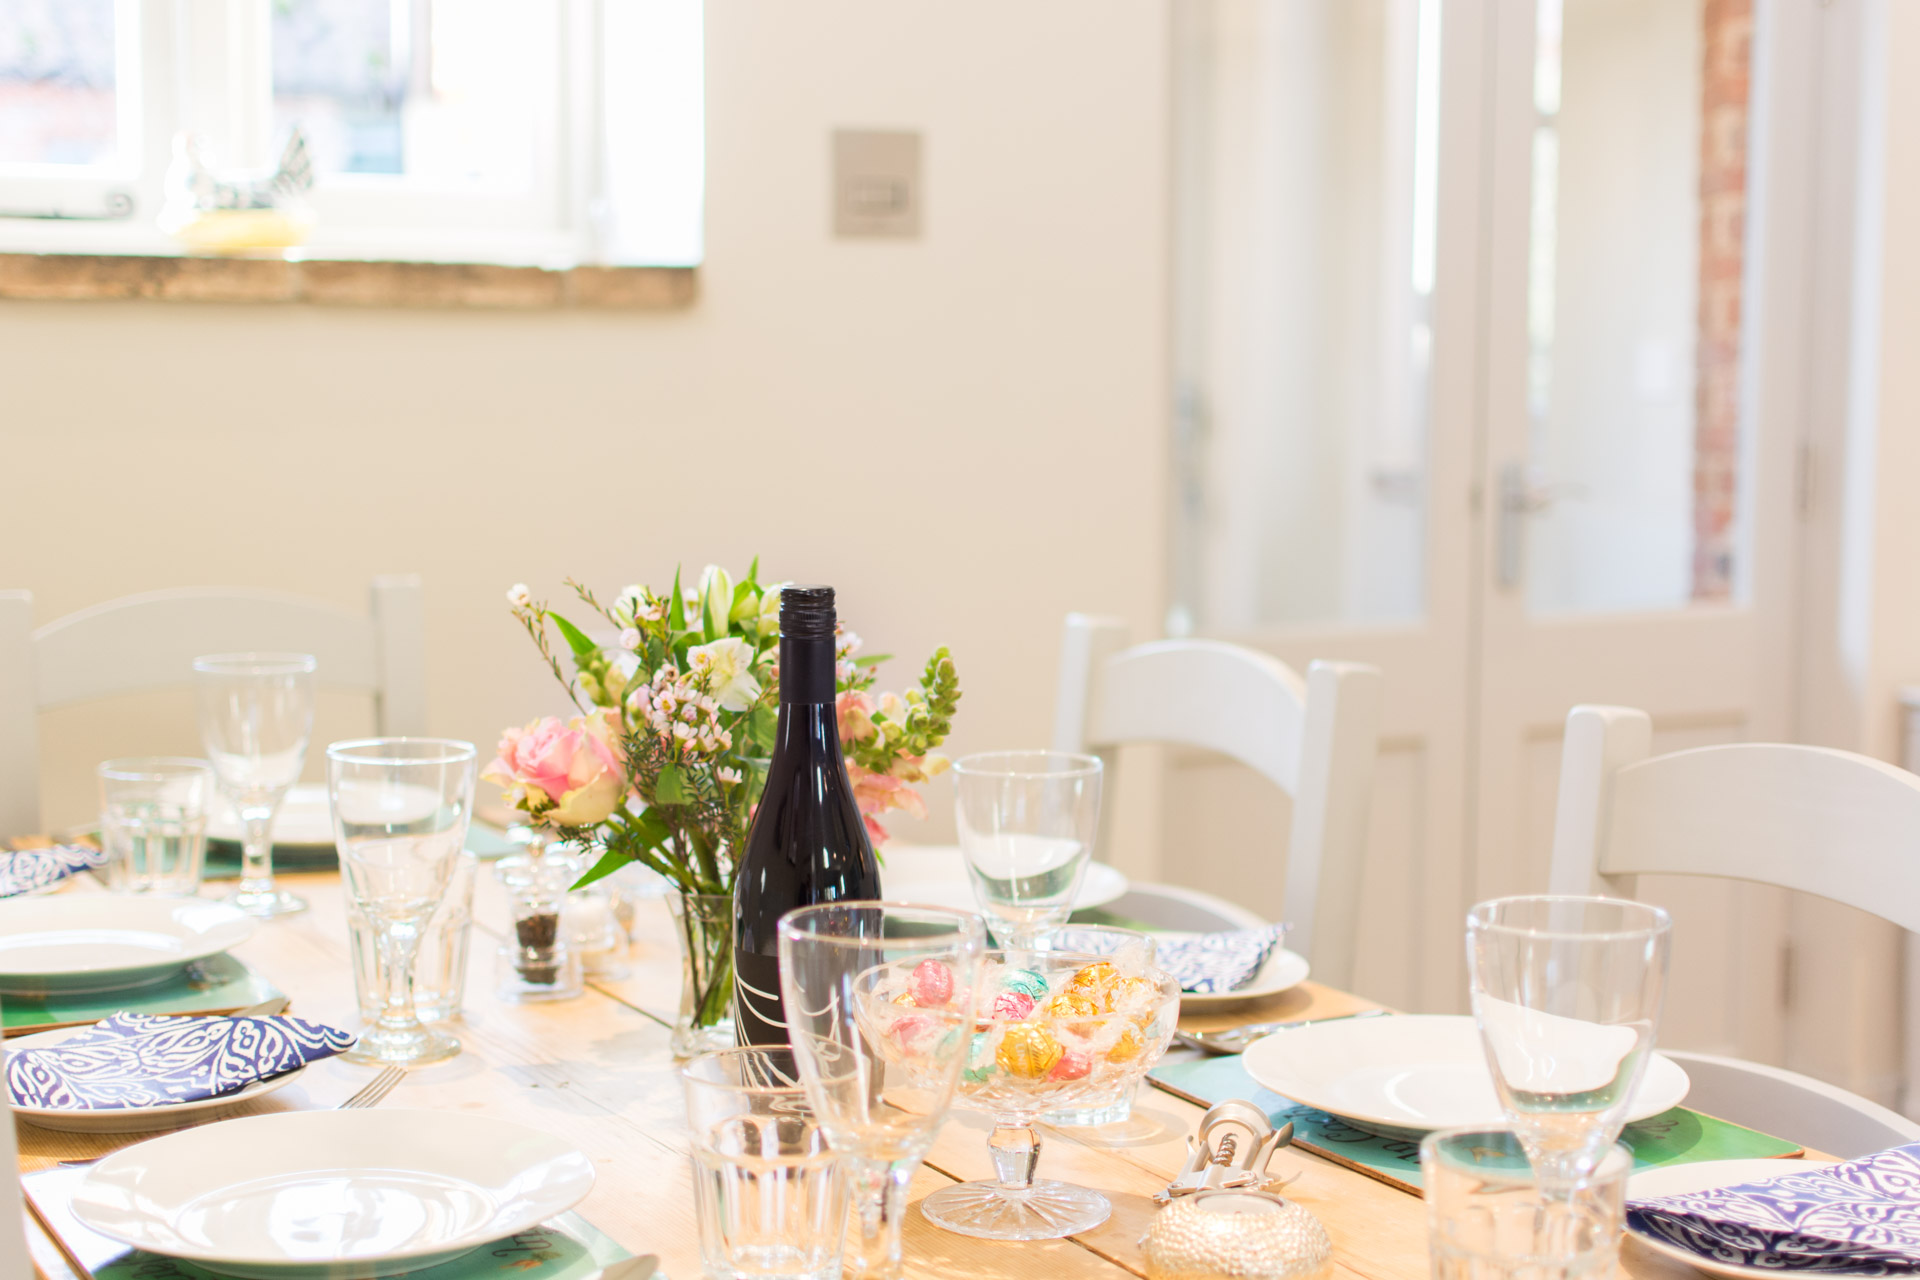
495 849 584 1002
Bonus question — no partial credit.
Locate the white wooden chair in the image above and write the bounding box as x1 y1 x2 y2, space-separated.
1549 704 1920 1157
1052 614 1383 991
0 579 428 838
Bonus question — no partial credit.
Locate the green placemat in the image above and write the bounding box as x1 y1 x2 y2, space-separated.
1150 1054 1803 1194
25 1165 639 1280
202 821 523 878
2 953 284 1037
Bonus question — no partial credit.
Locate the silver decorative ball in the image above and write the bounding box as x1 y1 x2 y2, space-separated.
1141 1190 1334 1280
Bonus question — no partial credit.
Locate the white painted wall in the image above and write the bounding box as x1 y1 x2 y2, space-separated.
1 1 1173 875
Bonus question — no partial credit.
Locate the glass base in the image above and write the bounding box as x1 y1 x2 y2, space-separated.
921 1179 1110 1241
671 1016 735 1058
1045 1083 1137 1127
342 1022 461 1067
224 885 308 917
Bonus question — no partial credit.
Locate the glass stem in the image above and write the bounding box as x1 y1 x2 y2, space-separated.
988 1124 1041 1191
238 809 275 897
842 1156 913 1280
377 920 424 1032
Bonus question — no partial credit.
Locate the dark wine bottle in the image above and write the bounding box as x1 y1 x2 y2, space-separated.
733 584 881 1045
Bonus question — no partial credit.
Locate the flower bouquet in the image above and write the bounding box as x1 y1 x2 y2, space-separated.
486 561 960 1048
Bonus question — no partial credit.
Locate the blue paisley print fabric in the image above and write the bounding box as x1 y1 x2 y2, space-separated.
6 1011 354 1110
0 843 110 897
1629 1144 1920 1274
1154 925 1288 994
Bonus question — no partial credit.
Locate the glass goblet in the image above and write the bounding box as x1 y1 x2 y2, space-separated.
193 652 317 917
1466 894 1672 1191
920 948 1179 1240
953 751 1103 947
778 903 985 1280
328 737 476 1066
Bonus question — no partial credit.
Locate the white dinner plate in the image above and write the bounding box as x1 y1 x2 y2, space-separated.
71 1109 597 1279
1625 1158 1841 1280
0 895 255 995
1242 1013 1692 1138
208 783 335 848
7 1023 305 1133
1177 946 1311 1010
880 844 1129 914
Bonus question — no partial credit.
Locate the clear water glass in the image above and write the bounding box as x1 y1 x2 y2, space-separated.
953 751 1103 946
193 652 317 917
682 1046 848 1280
96 758 214 896
778 903 986 1280
1466 895 1672 1190
348 850 477 1024
1422 1127 1630 1280
1033 924 1158 1127
328 737 476 1066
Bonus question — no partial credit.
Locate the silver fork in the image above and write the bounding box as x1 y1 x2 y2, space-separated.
58 1066 408 1166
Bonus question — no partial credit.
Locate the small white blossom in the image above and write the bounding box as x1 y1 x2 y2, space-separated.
620 627 642 651
717 766 742 786
506 583 532 609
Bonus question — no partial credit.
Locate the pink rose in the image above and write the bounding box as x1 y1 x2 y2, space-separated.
483 712 625 827
847 760 929 846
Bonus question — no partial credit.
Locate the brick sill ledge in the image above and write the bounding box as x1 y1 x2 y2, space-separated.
0 252 697 309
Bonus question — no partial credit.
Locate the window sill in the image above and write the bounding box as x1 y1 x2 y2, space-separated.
0 252 698 310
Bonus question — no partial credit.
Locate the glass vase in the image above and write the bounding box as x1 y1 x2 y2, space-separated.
668 891 736 1056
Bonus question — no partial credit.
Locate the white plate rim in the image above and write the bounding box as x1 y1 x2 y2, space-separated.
69 1108 596 1270
1178 947 1311 1008
0 895 256 986
1241 1013 1691 1132
1625 1158 1844 1280
6 1023 304 1132
881 859 1130 912
208 783 335 848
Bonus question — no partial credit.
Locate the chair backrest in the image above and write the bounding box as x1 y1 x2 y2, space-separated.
0 578 428 837
1548 705 1920 933
1664 1050 1920 1159
1052 614 1383 990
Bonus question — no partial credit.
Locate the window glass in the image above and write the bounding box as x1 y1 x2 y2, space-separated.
0 0 119 167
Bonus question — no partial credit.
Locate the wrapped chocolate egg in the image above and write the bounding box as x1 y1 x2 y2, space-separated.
1107 1022 1146 1063
909 958 954 1006
1105 974 1158 1014
1067 960 1118 996
893 1013 934 1047
1043 990 1101 1019
991 990 1036 1021
997 1022 1065 1079
893 991 917 1007
1048 1049 1092 1081
1000 968 1050 1000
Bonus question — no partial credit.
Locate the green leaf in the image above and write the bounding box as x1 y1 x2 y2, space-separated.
656 761 689 804
669 564 685 629
570 848 631 891
746 555 760 586
854 653 892 668
630 804 673 849
748 705 778 754
548 611 598 659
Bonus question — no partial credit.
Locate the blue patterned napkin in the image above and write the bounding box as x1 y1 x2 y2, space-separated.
1630 1144 1920 1273
1156 925 1288 994
0 843 109 897
6 1011 354 1110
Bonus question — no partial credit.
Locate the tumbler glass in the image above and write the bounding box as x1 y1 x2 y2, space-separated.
1422 1127 1630 1280
96 758 214 895
682 1046 848 1280
194 652 316 917
328 737 476 1065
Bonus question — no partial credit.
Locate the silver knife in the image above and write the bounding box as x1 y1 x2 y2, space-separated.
1173 1007 1390 1055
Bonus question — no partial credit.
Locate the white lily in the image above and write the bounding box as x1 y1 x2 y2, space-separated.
688 636 764 711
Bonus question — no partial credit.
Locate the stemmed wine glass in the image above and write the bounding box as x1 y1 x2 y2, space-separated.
193 653 317 917
778 903 986 1280
954 751 1103 946
1466 895 1672 1191
328 737 476 1066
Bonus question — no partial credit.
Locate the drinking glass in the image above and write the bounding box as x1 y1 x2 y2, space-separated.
778 903 986 1280
348 850 477 1024
328 737 476 1066
1033 924 1158 1127
682 1046 848 1280
193 652 317 917
953 751 1103 946
96 758 214 895
1466 895 1672 1190
1422 1127 1630 1280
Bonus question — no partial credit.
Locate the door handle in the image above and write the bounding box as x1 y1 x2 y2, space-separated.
1496 462 1587 589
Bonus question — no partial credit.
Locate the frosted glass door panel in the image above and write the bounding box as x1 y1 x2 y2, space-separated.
1174 0 1440 629
1523 0 1750 615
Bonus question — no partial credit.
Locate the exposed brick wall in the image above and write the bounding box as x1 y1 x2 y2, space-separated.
1692 0 1753 599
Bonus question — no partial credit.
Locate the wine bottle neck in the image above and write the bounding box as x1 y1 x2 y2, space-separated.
779 633 837 704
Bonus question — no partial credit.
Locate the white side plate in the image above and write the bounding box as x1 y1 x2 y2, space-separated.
1242 1013 1691 1136
1625 1158 1841 1280
7 1023 304 1133
70 1109 596 1279
880 844 1129 913
208 783 335 848
1178 947 1311 1010
0 896 255 994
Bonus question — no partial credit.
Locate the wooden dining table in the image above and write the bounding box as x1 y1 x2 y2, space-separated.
15 869 1744 1280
